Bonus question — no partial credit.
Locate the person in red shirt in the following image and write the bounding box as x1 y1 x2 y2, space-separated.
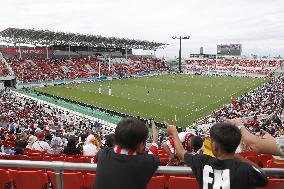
162 130 203 162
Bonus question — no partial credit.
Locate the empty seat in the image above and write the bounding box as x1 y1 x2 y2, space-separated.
147 176 166 189
50 156 66 162
47 171 84 189
84 173 96 189
65 157 92 163
256 179 284 189
0 169 12 189
10 170 48 189
169 176 199 189
28 156 44 161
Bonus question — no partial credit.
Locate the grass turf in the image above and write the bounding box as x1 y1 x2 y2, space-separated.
33 75 269 127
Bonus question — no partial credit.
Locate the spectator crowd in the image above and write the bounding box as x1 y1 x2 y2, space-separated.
5 57 168 83
0 58 283 189
185 59 283 76
201 75 284 138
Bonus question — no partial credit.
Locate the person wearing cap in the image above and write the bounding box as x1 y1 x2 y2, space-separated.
32 132 51 151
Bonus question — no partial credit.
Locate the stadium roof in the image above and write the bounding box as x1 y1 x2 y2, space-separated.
0 28 167 50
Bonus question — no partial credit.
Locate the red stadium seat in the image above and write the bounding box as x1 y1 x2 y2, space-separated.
147 176 166 189
50 156 66 162
47 171 85 189
0 169 13 189
159 157 169 166
28 156 44 161
83 156 97 163
239 151 257 158
0 155 24 160
84 173 96 189
10 170 48 189
266 160 284 168
65 157 92 163
169 176 199 189
256 179 284 189
24 150 47 156
246 156 261 166
258 154 272 167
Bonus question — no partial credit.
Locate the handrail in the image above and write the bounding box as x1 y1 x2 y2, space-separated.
1 160 284 189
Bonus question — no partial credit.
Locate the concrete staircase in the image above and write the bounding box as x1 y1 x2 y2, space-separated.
274 62 284 77
1 53 15 76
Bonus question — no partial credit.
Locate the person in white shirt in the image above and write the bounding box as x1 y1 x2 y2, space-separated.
26 135 37 149
83 135 99 156
32 132 51 151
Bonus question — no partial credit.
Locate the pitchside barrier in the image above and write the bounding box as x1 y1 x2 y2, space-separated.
0 160 284 189
15 72 166 88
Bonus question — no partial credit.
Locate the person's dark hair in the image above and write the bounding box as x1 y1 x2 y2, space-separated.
190 136 203 152
80 133 88 142
115 117 148 151
67 136 77 148
105 133 115 148
210 122 241 154
45 133 53 141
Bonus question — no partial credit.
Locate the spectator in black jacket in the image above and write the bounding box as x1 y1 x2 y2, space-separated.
63 137 81 155
94 118 159 189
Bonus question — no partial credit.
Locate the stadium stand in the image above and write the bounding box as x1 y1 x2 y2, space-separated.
0 81 283 188
0 59 9 76
0 28 283 189
5 57 168 83
185 59 283 77
200 75 284 133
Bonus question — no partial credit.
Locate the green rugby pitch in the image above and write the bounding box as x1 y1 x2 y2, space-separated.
34 75 269 127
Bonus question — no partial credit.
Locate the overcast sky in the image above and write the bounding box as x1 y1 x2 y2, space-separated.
0 0 283 58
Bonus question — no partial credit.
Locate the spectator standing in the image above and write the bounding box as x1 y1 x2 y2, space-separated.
94 118 159 189
162 131 203 163
104 133 115 148
167 122 268 189
229 119 283 156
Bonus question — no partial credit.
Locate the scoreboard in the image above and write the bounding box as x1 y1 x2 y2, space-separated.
217 44 242 56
